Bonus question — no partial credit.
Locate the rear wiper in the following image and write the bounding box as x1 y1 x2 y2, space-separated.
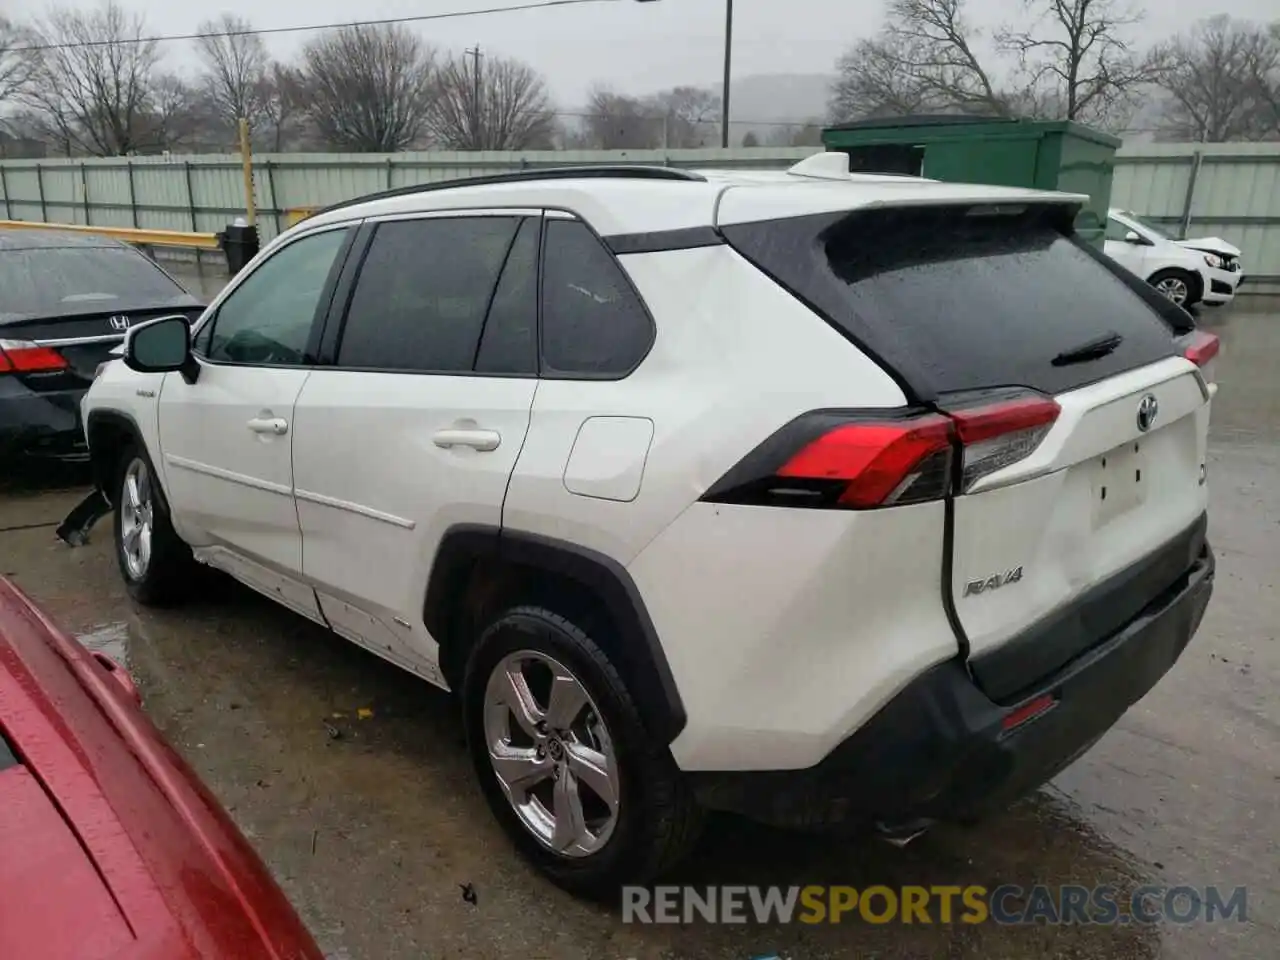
1052 331 1123 367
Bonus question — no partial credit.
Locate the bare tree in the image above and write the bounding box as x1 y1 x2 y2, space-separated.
890 0 1004 113
426 51 554 150
830 32 942 120
257 63 306 151
301 24 436 152
1151 17 1279 141
1 17 37 110
996 0 1156 125
140 73 200 152
21 2 160 156
579 87 661 148
648 86 721 147
829 0 1155 125
1244 21 1280 138
194 14 270 136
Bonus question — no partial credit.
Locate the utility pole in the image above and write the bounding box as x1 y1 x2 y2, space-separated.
721 0 733 148
465 45 484 150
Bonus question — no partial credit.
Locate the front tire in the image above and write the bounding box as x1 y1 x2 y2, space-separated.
112 445 195 606
462 607 702 897
1148 268 1200 308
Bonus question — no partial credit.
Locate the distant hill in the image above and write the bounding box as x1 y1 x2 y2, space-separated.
729 73 833 125
565 72 834 148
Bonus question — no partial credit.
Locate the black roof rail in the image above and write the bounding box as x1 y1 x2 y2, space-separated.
313 165 706 218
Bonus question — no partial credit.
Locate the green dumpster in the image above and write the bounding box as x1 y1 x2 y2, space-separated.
821 116 1122 247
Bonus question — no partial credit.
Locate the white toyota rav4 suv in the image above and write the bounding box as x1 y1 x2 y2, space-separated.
81 154 1218 896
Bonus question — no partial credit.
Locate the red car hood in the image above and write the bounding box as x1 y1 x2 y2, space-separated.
0 578 322 960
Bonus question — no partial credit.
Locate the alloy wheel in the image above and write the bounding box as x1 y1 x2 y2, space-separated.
119 458 154 580
483 650 621 858
1155 276 1189 305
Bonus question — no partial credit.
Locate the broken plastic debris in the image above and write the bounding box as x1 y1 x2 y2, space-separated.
56 490 111 547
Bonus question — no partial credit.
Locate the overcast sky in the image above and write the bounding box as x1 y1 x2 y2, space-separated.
7 0 1277 105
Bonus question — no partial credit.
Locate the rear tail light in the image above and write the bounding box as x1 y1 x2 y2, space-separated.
948 395 1060 492
702 395 1060 510
776 416 953 508
1182 330 1220 367
0 339 69 374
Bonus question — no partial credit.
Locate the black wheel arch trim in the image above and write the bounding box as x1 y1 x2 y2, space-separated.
84 409 170 512
425 524 687 744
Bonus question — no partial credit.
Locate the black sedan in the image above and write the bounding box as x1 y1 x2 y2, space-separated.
0 230 204 461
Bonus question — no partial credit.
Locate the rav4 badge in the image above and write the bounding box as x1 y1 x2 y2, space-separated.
964 566 1024 597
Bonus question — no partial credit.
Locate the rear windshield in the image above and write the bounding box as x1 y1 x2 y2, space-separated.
0 246 186 319
723 205 1180 399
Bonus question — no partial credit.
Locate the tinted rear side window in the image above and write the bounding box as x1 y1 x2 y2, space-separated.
541 219 654 377
338 216 520 373
724 206 1179 398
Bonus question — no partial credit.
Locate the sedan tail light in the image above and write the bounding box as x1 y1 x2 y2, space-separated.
0 339 69 374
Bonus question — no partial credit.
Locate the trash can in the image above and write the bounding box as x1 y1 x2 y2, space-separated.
217 219 260 276
821 116 1122 247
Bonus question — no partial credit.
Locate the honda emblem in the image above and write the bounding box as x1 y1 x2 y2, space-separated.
109 315 131 332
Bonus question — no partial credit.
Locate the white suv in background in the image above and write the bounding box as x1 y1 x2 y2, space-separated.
81 154 1218 895
1104 207 1244 309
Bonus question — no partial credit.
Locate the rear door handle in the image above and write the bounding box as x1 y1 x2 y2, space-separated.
247 417 289 436
433 428 501 452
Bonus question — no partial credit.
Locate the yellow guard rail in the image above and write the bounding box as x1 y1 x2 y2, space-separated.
0 219 220 251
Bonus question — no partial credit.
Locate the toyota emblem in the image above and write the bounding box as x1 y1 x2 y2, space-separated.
1136 394 1159 432
109 315 131 332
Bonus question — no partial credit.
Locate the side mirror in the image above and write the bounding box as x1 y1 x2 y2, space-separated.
123 315 199 383
1124 230 1148 245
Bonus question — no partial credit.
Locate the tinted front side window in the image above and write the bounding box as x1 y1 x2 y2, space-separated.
541 219 653 377
206 228 349 366
338 217 520 373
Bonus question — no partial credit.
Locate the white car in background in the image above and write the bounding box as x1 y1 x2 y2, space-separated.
1104 208 1244 309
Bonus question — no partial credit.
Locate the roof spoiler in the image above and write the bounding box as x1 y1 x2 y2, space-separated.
784 152 1087 208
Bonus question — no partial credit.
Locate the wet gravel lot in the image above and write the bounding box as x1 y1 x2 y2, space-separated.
2 267 1277 959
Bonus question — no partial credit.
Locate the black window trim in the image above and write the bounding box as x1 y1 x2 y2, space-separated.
191 222 358 371
317 210 543 379
536 209 658 382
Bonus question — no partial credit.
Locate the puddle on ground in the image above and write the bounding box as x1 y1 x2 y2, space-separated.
75 622 130 667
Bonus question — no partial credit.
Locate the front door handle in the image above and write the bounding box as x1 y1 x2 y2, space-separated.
433 428 501 452
247 416 289 436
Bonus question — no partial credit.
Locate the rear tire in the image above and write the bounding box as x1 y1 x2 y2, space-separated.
462 606 702 898
112 444 195 606
1147 268 1201 308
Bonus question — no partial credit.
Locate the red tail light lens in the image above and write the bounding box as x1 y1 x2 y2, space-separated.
777 417 953 508
702 411 953 510
948 395 1061 491
1183 330 1220 367
703 395 1060 511
0 339 69 374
